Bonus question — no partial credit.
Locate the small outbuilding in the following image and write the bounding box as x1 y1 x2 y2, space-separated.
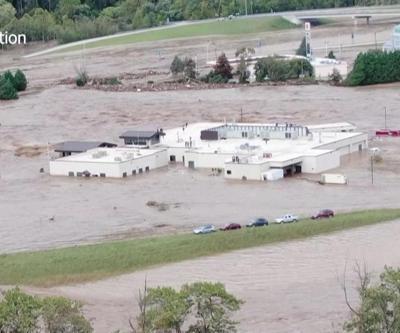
119 129 164 147
54 141 117 157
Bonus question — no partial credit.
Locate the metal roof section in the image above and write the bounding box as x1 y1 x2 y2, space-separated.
54 141 117 153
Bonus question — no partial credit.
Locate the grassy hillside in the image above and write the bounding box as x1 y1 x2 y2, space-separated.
0 209 399 287
60 16 296 52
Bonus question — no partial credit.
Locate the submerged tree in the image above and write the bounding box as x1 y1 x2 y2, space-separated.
235 47 255 84
213 53 233 81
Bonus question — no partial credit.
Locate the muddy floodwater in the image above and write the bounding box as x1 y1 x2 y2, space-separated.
35 219 400 333
1 83 400 253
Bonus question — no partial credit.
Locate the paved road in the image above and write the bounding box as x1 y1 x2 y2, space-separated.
24 5 400 58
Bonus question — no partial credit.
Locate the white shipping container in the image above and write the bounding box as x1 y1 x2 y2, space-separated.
320 173 348 185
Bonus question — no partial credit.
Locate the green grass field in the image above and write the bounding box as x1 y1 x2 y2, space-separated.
1 209 399 287
61 16 296 52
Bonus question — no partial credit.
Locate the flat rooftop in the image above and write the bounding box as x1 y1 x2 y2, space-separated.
159 122 366 165
53 147 163 163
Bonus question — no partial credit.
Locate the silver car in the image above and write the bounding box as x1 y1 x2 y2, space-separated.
193 224 216 234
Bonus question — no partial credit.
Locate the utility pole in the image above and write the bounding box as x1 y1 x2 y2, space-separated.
384 106 387 129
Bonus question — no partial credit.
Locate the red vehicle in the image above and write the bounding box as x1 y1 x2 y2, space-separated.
220 223 242 231
376 129 400 137
311 209 334 219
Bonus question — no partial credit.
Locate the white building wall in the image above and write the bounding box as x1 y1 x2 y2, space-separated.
50 149 168 178
166 147 187 163
183 151 249 169
316 134 368 156
313 63 348 80
224 162 268 181
50 160 121 177
302 151 341 173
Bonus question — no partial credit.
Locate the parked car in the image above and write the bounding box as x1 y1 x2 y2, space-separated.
246 218 268 227
193 224 216 234
311 209 334 219
274 214 299 224
220 223 242 231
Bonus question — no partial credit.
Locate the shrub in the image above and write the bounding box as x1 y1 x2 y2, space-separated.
328 68 342 85
76 70 89 87
254 57 313 82
0 75 18 100
327 50 336 59
14 69 28 91
0 288 41 332
204 71 227 83
42 296 93 333
102 77 121 85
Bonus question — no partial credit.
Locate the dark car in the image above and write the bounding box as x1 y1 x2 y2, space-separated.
220 223 242 231
311 209 334 219
246 218 268 227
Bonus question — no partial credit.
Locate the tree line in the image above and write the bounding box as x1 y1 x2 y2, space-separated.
1 0 400 45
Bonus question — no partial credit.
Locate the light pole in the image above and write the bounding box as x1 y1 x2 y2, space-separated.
369 148 380 185
370 154 374 185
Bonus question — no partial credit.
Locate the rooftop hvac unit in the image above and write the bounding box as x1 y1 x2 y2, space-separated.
92 151 108 159
114 157 122 162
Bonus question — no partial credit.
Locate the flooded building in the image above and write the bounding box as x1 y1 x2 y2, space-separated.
49 122 367 181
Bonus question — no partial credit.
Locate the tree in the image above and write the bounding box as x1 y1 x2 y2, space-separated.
235 47 255 84
343 265 400 333
42 296 93 333
170 55 184 75
0 287 41 332
183 282 243 333
143 287 191 333
296 37 307 57
0 75 18 100
183 57 196 79
213 53 233 82
0 288 92 333
0 0 16 28
3 70 16 88
328 50 336 59
132 282 243 333
346 50 400 86
237 57 249 84
14 69 28 91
